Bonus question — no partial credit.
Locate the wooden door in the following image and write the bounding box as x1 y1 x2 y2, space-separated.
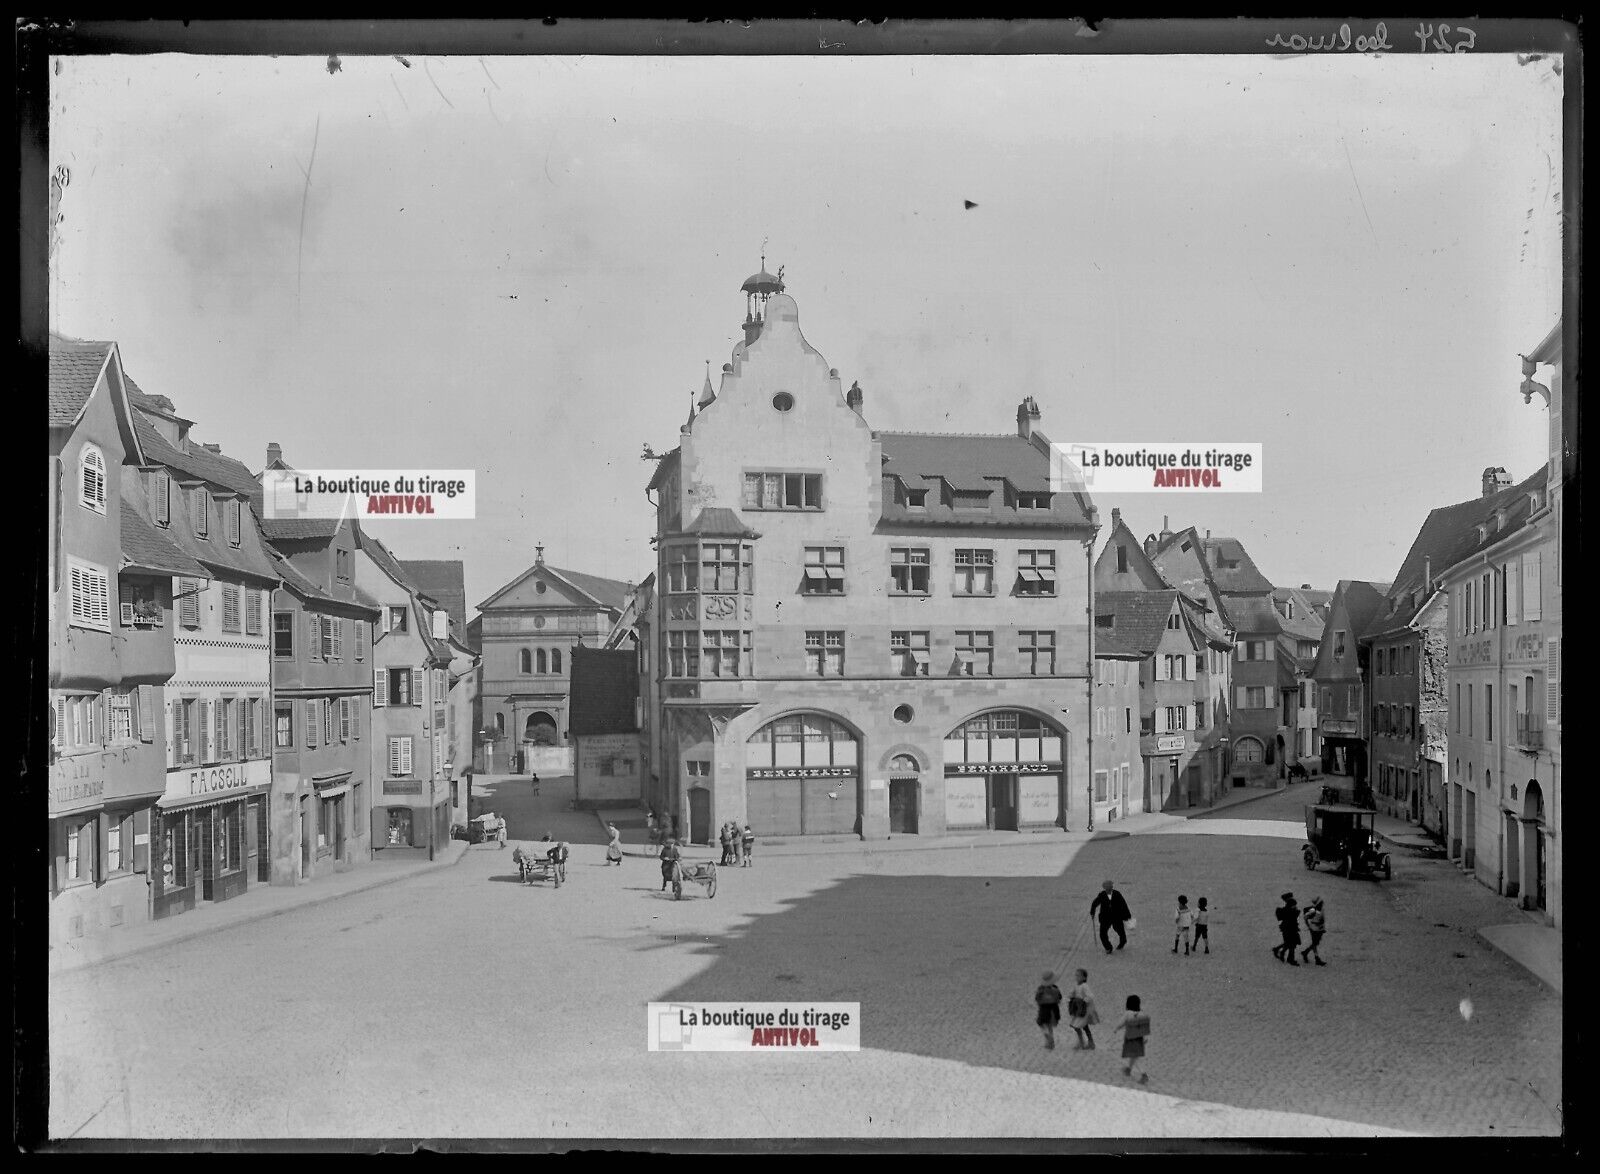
889 779 918 834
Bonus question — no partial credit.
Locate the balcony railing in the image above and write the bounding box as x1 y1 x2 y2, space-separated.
1515 715 1545 750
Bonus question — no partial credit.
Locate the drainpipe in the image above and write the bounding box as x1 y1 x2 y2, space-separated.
1085 535 1096 833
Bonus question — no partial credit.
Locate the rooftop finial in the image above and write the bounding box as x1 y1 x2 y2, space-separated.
535 543 545 565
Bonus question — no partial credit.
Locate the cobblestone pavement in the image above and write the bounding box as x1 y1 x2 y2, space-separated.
48 807 1562 1141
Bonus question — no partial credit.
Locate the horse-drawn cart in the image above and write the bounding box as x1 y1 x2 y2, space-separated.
670 859 717 900
513 844 566 887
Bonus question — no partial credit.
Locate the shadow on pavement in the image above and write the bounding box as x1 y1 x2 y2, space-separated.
649 834 1560 1135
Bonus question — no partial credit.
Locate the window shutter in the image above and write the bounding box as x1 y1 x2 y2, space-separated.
412 668 423 708
309 614 320 657
136 685 154 742
52 697 66 750
306 700 318 748
1547 637 1560 725
198 699 212 764
239 699 249 760
389 737 401 776
353 699 361 741
355 620 366 661
166 699 176 766
401 737 413 776
1234 686 1246 709
374 669 387 707
132 807 151 874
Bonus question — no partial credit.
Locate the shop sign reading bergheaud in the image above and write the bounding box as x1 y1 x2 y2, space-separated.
747 766 855 779
162 759 270 806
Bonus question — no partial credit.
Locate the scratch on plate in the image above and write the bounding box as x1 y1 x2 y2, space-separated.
424 58 454 108
297 115 321 305
390 74 409 111
480 57 500 88
1341 138 1379 247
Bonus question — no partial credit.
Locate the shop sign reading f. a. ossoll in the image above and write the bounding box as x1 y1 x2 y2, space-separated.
161 759 270 806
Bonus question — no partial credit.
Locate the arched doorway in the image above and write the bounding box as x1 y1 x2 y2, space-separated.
525 712 558 745
744 713 860 836
688 786 711 846
1522 781 1546 913
887 753 920 835
944 710 1067 831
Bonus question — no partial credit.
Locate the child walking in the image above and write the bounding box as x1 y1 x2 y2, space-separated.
1193 897 1211 954
1034 971 1063 1050
1066 968 1099 1050
1301 897 1327 965
1172 895 1195 955
1117 995 1151 1084
741 823 755 867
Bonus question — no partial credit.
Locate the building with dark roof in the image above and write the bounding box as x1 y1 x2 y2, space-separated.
474 545 639 772
127 374 282 923
568 645 645 805
1310 579 1393 793
49 335 186 946
644 275 1098 844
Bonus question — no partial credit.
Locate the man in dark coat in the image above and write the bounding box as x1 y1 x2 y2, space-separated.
1273 893 1302 965
1089 880 1133 954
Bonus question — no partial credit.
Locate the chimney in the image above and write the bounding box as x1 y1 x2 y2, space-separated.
1110 507 1121 529
1481 466 1511 497
203 443 222 453
266 442 282 467
1143 533 1157 557
1159 515 1173 541
1016 396 1041 439
1301 583 1311 590
846 380 865 416
1422 558 1431 590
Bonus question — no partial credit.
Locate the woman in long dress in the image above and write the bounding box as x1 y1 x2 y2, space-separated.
605 823 624 865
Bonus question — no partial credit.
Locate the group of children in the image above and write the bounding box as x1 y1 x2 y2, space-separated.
718 822 756 868
1034 969 1151 1083
1171 896 1211 956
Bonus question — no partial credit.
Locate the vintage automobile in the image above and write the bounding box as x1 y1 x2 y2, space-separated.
1302 804 1391 880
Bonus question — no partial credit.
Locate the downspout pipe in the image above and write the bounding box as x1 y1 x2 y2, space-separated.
1086 533 1096 833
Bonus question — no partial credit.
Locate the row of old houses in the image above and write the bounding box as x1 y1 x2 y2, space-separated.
562 269 1337 849
1308 321 1564 929
47 335 480 947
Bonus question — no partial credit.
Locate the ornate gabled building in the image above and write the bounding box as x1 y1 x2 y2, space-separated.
644 271 1097 844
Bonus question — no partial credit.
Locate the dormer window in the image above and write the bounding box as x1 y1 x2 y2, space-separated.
191 487 209 538
1529 490 1542 512
905 488 927 509
227 498 242 546
1016 492 1051 509
79 444 107 514
1180 539 1192 553
151 470 171 525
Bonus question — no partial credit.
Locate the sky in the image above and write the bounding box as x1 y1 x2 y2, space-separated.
48 45 1564 613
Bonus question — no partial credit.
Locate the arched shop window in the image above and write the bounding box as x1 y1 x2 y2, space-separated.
944 711 1063 765
1235 737 1265 764
746 713 858 768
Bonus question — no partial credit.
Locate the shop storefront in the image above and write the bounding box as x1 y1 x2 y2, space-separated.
943 711 1065 831
153 760 270 918
373 778 450 857
744 714 860 837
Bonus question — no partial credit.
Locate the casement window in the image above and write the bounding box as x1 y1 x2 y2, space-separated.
245 588 262 635
79 444 107 513
1163 706 1190 733
699 543 744 593
222 584 241 633
275 704 293 749
1333 630 1346 658
1016 492 1052 510
107 690 133 742
1015 549 1056 596
152 470 171 525
667 631 699 678
700 630 751 678
191 487 210 538
104 810 135 875
1166 613 1182 630
1019 630 1055 676
667 547 699 593
1235 686 1275 709
801 546 845 595
382 667 416 706
891 630 931 677
336 547 351 581
173 698 197 765
273 611 295 657
1194 701 1207 729
62 815 97 885
952 549 995 596
1522 553 1542 621
387 605 408 633
953 630 994 677
1117 546 1129 573
227 498 242 546
1094 770 1109 802
1238 640 1273 662
742 471 822 510
354 619 366 661
67 558 112 631
889 548 931 595
805 630 845 676
388 736 414 777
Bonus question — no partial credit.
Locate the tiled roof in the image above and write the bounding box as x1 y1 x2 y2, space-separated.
1341 580 1395 639
465 615 483 653
1094 590 1181 658
879 432 1095 528
1222 592 1283 636
120 496 207 578
545 566 636 613
130 409 262 500
133 466 280 584
354 525 418 594
567 645 640 736
681 507 761 539
1382 469 1546 623
260 517 343 541
268 550 379 612
49 336 114 426
1200 536 1275 594
1270 589 1325 640
401 560 468 635
1176 593 1232 649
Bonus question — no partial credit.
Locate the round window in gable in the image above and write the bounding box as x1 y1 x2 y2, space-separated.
535 581 547 594
893 704 914 724
772 391 795 413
